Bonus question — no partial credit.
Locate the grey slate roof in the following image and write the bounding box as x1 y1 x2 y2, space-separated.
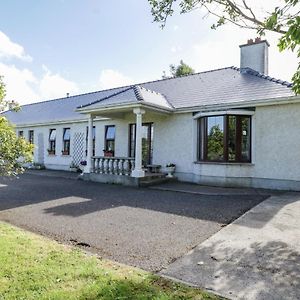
3 66 295 126
79 85 173 110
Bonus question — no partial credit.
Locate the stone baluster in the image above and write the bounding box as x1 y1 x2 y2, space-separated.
96 158 100 173
124 159 130 176
99 158 104 174
130 159 135 174
108 158 114 174
114 159 119 175
104 158 109 174
119 159 124 175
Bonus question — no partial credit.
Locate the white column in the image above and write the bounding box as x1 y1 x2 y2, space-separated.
131 108 145 178
84 114 94 173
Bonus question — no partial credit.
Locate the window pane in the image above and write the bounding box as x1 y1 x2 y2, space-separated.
228 116 236 161
241 117 251 161
207 116 224 161
29 130 34 144
130 124 136 157
63 128 70 141
106 126 115 140
49 129 56 141
106 140 115 151
198 118 205 160
92 126 96 139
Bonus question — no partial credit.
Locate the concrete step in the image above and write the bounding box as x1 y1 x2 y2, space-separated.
139 176 177 187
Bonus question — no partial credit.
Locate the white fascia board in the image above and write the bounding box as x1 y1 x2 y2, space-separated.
193 109 255 119
13 117 109 129
76 102 174 115
175 95 300 114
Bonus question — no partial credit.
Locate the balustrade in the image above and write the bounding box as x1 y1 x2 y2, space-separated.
92 156 135 176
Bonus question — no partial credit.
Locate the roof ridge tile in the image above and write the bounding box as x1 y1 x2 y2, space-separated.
237 67 292 88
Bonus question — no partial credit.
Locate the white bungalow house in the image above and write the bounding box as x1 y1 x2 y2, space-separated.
3 38 300 190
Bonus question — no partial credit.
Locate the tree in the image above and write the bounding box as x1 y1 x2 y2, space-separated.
207 124 224 160
163 60 195 78
0 76 33 176
149 0 300 94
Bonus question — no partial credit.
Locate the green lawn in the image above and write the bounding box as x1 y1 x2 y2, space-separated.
0 222 222 300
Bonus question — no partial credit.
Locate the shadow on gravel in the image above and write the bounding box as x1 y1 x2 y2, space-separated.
0 173 270 226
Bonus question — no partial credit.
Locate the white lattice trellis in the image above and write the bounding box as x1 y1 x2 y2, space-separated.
73 132 85 166
37 133 44 164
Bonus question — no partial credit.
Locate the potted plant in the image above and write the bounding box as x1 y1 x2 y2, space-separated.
32 162 45 170
103 149 114 157
69 161 78 172
47 149 55 155
165 163 176 178
61 150 69 156
78 160 87 172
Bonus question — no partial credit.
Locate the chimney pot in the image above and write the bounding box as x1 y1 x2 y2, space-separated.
66 93 70 97
247 39 254 44
255 37 261 43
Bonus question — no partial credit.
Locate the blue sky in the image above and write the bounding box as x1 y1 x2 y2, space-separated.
0 0 297 104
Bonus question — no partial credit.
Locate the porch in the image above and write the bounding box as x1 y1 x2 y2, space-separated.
76 85 175 186
81 156 171 187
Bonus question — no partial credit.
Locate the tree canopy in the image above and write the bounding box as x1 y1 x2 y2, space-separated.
163 60 195 78
0 76 33 176
149 0 300 94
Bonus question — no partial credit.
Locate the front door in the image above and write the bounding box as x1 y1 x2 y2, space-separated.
129 123 153 166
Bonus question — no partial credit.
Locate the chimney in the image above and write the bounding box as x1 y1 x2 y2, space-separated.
66 93 70 98
240 38 269 74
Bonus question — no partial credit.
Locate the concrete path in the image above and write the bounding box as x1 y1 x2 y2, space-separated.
151 181 279 197
161 193 300 300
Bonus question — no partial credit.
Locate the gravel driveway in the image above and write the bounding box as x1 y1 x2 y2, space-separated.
0 172 267 271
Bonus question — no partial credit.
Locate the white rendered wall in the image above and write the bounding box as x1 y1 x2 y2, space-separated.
15 103 300 190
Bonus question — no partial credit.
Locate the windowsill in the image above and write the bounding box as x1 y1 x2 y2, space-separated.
61 154 71 157
194 161 254 166
47 154 56 156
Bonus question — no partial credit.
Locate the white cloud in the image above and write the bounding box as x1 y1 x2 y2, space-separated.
98 69 134 89
0 31 32 62
39 65 79 99
0 63 79 104
0 63 39 103
171 46 182 53
0 32 78 104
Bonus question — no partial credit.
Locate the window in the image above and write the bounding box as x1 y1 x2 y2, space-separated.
48 129 56 155
18 130 24 138
86 126 95 156
198 115 251 163
129 123 153 165
104 125 115 154
28 130 34 144
62 128 70 155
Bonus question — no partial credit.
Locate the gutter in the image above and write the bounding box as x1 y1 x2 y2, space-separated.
174 95 300 114
76 101 174 114
11 117 109 129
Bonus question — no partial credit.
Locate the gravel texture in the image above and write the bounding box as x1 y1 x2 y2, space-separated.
0 172 267 271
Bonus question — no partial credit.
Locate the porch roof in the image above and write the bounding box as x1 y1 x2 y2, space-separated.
76 85 174 114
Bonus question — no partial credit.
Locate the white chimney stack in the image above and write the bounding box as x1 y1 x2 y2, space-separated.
240 37 269 75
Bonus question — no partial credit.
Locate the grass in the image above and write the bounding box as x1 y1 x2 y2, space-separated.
0 221 222 300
